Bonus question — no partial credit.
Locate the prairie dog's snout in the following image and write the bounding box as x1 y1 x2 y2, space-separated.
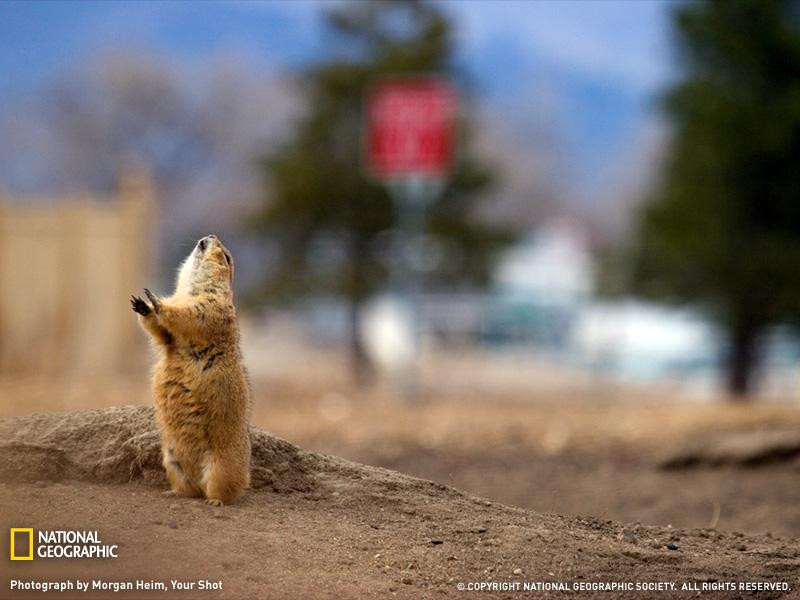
197 234 217 253
175 234 231 298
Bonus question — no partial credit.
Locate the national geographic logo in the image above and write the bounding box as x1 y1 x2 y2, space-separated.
9 529 33 561
9 529 118 560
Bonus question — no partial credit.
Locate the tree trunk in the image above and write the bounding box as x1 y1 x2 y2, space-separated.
726 321 759 399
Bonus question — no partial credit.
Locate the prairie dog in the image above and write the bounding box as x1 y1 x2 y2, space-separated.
131 235 250 506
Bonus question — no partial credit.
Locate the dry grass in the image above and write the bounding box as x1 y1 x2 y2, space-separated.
6 351 800 536
5 348 799 460
254 376 800 460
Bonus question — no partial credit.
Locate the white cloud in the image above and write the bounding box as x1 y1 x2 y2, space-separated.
444 0 675 94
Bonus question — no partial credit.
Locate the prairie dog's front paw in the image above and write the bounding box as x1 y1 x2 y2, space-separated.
204 498 223 507
131 295 151 316
143 288 162 313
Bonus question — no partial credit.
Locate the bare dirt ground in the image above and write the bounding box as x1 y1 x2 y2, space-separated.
3 355 800 598
3 405 800 600
259 383 800 539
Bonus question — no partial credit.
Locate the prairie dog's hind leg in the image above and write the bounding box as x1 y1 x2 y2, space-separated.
201 454 247 506
162 447 201 498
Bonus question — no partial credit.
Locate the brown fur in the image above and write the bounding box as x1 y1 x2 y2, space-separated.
131 235 250 506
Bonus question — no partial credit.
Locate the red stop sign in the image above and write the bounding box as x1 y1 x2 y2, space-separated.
365 77 457 179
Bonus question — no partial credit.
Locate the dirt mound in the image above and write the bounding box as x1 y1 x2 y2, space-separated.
659 429 800 470
0 406 452 501
0 406 340 493
3 407 800 599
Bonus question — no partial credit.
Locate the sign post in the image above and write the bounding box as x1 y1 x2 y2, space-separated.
364 76 458 397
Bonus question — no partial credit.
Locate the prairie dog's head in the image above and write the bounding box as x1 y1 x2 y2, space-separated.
175 235 234 298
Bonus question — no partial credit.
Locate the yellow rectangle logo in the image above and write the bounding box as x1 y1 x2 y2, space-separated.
10 528 34 560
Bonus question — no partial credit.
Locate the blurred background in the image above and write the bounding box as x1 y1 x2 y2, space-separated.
4 0 800 537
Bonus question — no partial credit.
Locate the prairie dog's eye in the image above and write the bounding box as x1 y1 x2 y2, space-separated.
199 239 207 251
224 253 232 266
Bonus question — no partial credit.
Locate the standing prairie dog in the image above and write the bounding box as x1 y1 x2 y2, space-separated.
131 235 251 506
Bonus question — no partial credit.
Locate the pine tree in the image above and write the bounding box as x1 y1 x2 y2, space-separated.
250 0 515 381
634 0 800 397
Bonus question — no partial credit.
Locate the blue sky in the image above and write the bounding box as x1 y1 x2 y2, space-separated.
0 0 676 207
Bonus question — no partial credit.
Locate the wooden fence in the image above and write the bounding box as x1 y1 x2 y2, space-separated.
0 169 155 376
